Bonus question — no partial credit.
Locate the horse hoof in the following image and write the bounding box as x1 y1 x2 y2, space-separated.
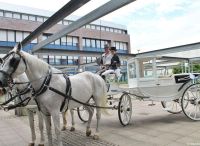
38 144 44 146
61 126 66 131
70 127 75 131
28 143 35 146
93 135 99 140
86 130 91 137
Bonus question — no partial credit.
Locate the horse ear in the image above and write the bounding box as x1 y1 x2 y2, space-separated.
16 42 22 53
13 42 22 53
0 58 3 64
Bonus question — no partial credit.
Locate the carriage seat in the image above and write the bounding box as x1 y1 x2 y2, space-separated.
174 73 200 83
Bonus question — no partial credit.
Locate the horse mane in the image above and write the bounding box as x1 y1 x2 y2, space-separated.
22 51 50 73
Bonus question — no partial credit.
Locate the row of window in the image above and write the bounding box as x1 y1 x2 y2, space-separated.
42 55 127 66
0 29 128 51
83 38 108 49
83 38 128 50
0 9 127 34
0 29 78 46
43 55 79 65
43 34 78 46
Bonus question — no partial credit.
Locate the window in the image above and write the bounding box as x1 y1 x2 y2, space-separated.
55 39 60 45
73 56 78 65
101 26 105 31
91 39 96 48
120 42 124 50
83 57 87 63
61 36 67 45
72 37 78 46
82 38 86 47
96 40 100 48
4 12 12 18
13 13 20 19
31 38 37 43
67 36 72 46
68 56 73 65
0 11 3 17
110 28 114 32
55 56 61 65
123 43 127 50
37 16 43 22
43 17 48 22
114 41 120 50
0 30 7 41
96 26 100 30
86 25 90 29
43 55 48 63
7 30 15 42
22 14 28 20
100 41 105 48
63 20 69 25
61 56 67 65
23 32 30 39
49 56 55 65
16 31 23 42
91 25 95 29
29 15 36 21
86 39 91 47
106 27 110 32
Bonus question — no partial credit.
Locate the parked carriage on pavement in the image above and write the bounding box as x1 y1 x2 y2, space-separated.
78 55 200 126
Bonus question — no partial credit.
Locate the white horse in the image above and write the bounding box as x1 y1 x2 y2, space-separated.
0 73 46 146
0 44 107 146
0 73 70 146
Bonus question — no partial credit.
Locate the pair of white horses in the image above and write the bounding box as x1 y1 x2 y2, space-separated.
0 44 107 146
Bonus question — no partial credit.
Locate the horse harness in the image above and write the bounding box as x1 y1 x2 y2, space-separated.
31 67 72 112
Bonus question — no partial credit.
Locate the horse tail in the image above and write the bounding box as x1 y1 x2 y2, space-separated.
99 76 110 115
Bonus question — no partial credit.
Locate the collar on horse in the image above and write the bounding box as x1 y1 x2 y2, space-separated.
32 66 52 97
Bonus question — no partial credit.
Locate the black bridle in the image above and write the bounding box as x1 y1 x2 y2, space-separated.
0 51 27 86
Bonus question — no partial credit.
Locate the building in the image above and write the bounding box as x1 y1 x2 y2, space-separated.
0 2 132 80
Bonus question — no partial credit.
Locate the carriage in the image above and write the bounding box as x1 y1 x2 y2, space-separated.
78 55 200 126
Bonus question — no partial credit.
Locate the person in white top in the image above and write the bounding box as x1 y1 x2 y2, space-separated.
97 45 113 76
101 46 121 80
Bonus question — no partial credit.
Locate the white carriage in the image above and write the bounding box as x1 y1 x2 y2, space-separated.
78 55 200 126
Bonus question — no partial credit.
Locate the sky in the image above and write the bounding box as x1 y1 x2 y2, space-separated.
0 0 199 53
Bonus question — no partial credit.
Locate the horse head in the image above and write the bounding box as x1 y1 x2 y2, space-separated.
0 43 27 88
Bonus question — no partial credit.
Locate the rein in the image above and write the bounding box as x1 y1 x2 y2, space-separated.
0 83 32 111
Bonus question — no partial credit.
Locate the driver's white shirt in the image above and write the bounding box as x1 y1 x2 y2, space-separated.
102 53 113 65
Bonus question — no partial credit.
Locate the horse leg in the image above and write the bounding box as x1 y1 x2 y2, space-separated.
52 112 63 146
61 111 67 131
43 115 53 146
27 109 36 146
94 107 101 140
85 106 94 137
38 111 45 146
70 109 75 131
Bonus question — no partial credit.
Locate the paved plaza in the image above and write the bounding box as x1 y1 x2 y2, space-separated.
0 100 200 146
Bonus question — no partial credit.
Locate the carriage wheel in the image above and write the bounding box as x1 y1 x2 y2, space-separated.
118 93 132 126
161 99 182 114
77 106 89 122
181 83 200 121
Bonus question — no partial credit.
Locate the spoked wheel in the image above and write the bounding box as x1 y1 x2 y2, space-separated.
181 83 200 121
118 93 132 126
161 99 182 114
77 106 89 122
